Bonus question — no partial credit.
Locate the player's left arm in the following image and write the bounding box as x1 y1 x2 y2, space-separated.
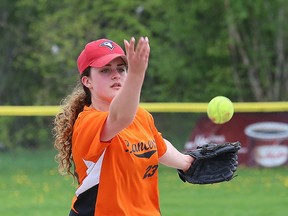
159 139 194 172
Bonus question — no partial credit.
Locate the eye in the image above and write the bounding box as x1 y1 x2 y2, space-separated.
117 67 126 73
100 68 110 73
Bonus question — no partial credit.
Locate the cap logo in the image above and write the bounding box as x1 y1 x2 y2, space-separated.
99 41 114 50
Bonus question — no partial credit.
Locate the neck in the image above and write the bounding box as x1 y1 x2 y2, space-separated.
90 97 110 112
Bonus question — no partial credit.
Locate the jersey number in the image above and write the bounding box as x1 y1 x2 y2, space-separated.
143 165 158 179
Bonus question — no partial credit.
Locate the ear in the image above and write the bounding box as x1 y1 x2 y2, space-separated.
81 76 92 89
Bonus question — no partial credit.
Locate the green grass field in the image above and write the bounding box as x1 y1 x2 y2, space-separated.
0 149 287 216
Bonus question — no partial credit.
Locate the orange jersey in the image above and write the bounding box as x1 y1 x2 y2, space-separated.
70 106 167 216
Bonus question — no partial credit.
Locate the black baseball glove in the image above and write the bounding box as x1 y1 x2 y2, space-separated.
177 141 241 184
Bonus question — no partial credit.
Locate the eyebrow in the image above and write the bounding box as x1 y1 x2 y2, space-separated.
104 63 126 67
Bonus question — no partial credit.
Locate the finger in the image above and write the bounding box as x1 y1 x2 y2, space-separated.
129 37 136 53
144 37 150 53
124 39 129 47
135 37 145 54
124 39 129 55
137 37 150 59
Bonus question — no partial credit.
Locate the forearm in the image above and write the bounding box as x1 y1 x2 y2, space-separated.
109 72 145 125
109 37 149 125
159 139 194 171
100 37 150 142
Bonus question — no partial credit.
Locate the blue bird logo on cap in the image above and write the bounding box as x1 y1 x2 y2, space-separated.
99 41 114 50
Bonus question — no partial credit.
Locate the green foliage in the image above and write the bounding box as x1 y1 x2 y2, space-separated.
0 117 53 149
225 0 288 101
141 0 236 102
1 0 288 148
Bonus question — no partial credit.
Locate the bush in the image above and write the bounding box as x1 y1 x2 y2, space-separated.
0 116 54 149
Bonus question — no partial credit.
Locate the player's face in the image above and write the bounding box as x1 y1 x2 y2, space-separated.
87 57 127 103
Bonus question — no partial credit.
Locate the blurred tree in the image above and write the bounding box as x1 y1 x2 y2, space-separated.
0 0 18 104
4 0 287 105
142 0 236 102
225 0 288 101
1 0 238 105
12 0 153 105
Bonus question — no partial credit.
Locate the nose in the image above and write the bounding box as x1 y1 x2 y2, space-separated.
111 70 120 80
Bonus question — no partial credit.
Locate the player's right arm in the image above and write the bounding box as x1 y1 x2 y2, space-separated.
100 37 150 142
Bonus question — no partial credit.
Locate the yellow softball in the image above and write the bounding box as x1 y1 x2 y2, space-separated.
207 96 234 124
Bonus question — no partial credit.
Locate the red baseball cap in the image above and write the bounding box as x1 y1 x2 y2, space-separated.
77 39 127 74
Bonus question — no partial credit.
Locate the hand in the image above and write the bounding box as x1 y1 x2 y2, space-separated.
182 154 195 172
124 37 150 78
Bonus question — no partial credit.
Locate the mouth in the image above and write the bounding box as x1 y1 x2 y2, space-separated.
111 82 121 89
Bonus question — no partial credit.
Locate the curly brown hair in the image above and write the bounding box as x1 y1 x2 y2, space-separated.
53 68 91 177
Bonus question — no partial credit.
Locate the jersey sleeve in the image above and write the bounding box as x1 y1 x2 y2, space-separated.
72 109 110 162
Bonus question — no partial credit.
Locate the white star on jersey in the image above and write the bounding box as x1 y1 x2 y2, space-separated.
75 149 106 196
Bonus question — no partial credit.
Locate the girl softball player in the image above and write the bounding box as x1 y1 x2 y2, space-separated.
53 37 193 216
